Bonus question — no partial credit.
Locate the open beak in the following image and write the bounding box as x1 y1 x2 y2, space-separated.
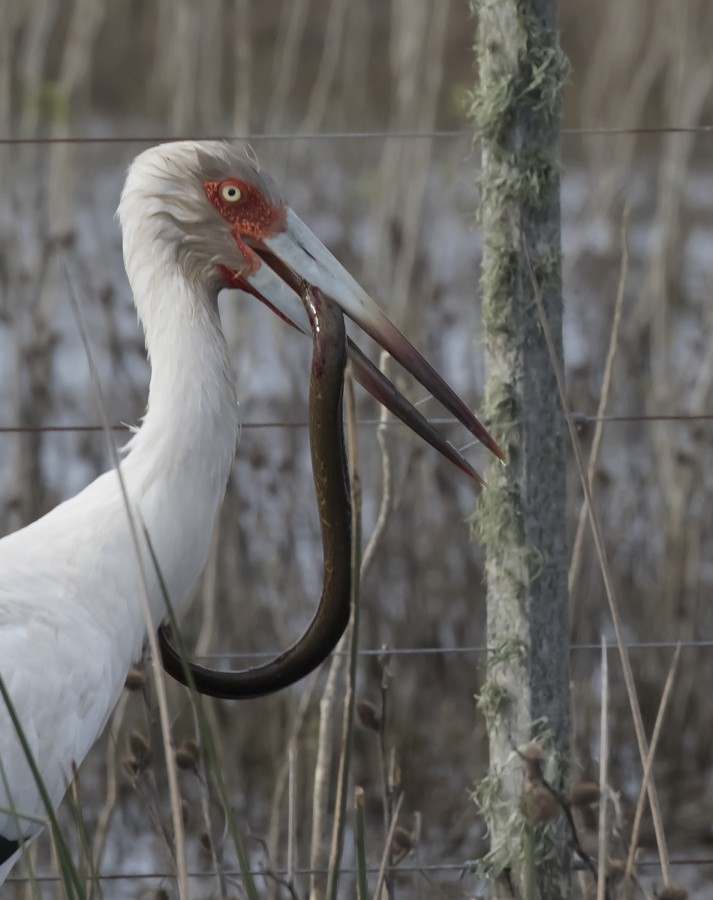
240 208 504 484
159 204 504 701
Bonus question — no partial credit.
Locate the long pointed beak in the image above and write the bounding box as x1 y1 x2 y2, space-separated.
242 209 504 482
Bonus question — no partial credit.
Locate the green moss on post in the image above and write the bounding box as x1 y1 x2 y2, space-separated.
469 0 571 897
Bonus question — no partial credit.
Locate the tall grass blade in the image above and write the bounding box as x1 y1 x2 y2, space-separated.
354 787 369 900
0 673 85 899
143 528 260 900
325 374 362 900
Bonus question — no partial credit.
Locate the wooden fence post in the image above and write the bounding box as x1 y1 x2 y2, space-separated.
470 1 571 896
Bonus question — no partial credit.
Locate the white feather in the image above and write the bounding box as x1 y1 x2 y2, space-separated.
0 142 241 879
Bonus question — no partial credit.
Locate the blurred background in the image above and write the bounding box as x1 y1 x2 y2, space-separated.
1 0 713 896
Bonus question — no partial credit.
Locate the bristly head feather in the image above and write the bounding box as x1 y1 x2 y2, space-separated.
118 141 283 292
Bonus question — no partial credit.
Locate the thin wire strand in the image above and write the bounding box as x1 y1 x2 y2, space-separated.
184 638 713 663
1 411 712 435
3 124 713 144
6 854 713 885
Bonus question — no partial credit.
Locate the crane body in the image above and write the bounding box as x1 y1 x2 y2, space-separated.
0 220 240 883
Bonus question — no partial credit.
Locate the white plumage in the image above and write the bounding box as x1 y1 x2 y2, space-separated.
0 143 241 882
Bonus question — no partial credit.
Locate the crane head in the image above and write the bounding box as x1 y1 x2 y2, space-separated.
122 141 503 480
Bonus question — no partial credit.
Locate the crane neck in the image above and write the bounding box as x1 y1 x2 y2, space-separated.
115 234 240 628
124 236 240 475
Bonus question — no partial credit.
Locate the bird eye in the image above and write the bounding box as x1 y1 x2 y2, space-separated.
220 183 242 203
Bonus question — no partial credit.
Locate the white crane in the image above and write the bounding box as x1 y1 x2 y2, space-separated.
0 141 501 885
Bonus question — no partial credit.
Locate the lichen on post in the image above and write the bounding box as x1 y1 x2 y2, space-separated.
469 0 571 897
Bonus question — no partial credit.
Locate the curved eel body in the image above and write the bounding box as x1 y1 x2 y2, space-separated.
158 284 351 698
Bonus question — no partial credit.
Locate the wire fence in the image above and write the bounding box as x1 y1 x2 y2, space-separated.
185 639 713 661
3 124 713 144
5 378 707 659
2 411 713 435
5 854 713 888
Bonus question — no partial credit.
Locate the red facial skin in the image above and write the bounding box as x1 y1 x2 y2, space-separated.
203 177 287 275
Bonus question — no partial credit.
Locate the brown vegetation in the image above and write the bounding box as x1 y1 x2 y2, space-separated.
1 0 713 896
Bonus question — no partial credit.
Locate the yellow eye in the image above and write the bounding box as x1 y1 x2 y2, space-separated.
220 183 242 203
